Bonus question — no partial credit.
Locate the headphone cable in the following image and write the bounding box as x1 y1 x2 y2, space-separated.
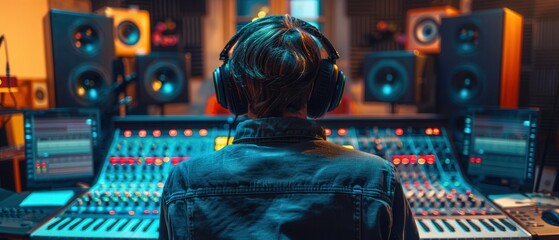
226 114 239 146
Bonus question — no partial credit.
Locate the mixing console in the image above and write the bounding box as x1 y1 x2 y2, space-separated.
31 116 533 239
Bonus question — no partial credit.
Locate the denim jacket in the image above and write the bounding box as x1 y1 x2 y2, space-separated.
160 117 419 239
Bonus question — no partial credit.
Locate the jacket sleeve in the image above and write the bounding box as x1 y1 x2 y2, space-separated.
159 167 177 240
159 197 170 239
390 166 420 240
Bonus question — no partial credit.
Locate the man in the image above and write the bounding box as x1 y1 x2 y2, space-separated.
160 15 419 239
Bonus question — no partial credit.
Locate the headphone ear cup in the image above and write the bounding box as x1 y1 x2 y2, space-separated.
307 60 338 118
213 66 229 109
216 64 249 115
328 68 346 112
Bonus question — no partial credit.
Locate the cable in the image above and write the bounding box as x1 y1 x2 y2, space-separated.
226 114 239 146
0 35 17 109
534 73 559 192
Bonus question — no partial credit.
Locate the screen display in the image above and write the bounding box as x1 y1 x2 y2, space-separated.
462 108 538 191
25 109 99 189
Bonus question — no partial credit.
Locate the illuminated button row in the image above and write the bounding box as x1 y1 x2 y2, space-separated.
324 128 348 137
123 129 209 138
109 157 190 166
392 155 436 165
395 128 441 136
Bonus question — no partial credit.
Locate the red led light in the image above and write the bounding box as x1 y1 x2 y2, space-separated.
184 129 193 137
410 155 417 164
425 128 433 135
171 157 180 165
470 210 477 215
395 128 404 136
402 157 410 165
127 158 135 165
404 181 410 188
432 210 440 216
145 157 154 165
422 211 428 216
199 129 208 136
110 157 118 165
144 210 151 214
128 211 135 216
109 210 116 215
337 128 347 136
433 128 440 135
42 163 47 168
470 157 475 163
475 158 481 164
152 210 159 214
392 157 401 165
123 130 132 137
426 155 435 165
153 130 161 137
169 129 177 137
324 128 332 136
155 158 163 166
138 130 147 138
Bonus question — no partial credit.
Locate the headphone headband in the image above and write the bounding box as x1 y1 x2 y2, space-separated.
219 16 340 62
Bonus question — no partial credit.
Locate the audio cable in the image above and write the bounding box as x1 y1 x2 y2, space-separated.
226 114 239 147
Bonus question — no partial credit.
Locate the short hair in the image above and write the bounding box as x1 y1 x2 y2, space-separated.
228 15 323 117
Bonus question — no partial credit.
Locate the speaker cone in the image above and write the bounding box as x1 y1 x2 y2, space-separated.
366 59 408 102
117 20 140 45
414 18 438 44
69 64 110 106
450 67 483 104
73 24 100 55
456 24 480 54
143 61 185 103
35 87 46 102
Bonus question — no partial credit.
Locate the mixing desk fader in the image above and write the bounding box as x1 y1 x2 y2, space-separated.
31 116 533 239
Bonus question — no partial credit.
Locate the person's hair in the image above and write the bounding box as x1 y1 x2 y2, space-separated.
228 15 323 117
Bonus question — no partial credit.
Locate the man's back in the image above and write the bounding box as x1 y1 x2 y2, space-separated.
160 117 418 239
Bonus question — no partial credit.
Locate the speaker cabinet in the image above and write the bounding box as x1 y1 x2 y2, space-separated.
438 8 522 113
406 6 460 53
44 9 115 109
136 52 189 105
363 51 430 104
97 7 151 57
20 80 49 109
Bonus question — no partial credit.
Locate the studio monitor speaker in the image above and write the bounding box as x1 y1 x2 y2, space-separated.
44 9 115 109
438 8 522 114
136 52 189 105
406 6 460 53
97 7 151 57
363 51 432 105
20 80 49 109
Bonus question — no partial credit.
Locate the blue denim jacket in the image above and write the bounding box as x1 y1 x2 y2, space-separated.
160 117 419 239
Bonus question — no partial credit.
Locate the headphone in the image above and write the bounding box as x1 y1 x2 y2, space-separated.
213 16 346 118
